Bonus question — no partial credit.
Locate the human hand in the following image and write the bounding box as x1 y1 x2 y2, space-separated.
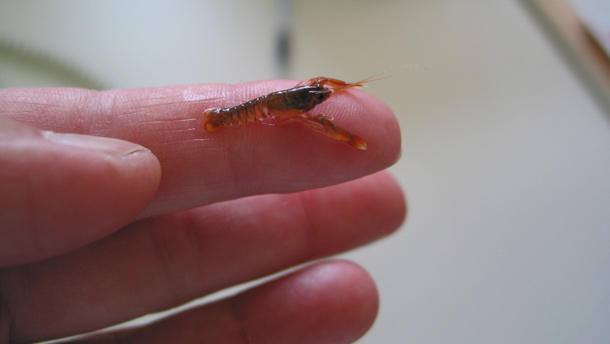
0 80 406 343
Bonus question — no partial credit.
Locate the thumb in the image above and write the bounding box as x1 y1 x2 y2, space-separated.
0 119 161 267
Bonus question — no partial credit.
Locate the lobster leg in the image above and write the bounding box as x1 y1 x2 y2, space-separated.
279 113 367 150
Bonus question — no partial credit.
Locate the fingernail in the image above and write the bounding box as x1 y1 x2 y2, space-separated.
43 131 151 157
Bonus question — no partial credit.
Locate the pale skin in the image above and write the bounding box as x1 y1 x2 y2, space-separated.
0 80 406 343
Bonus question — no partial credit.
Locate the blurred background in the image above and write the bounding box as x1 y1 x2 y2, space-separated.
2 1 610 343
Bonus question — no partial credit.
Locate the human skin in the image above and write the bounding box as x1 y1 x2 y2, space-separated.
0 80 406 343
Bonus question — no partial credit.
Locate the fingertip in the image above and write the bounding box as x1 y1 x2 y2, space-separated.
296 170 406 258
376 170 408 231
235 260 379 344
0 120 161 267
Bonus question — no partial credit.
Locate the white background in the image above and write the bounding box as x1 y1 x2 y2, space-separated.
1 1 609 343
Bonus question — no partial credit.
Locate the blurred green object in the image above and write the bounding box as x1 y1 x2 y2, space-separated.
0 37 106 90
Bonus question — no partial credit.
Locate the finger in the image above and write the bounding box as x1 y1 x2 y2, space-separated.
3 171 405 343
0 83 401 218
63 261 378 344
0 119 161 267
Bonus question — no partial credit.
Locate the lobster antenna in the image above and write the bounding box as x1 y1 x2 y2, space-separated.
353 65 428 86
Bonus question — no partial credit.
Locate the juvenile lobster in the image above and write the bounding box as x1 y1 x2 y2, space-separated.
201 76 370 150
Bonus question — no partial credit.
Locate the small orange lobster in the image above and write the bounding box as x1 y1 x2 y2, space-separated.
202 76 372 150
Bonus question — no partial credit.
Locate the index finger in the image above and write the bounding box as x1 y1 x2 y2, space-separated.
0 80 401 218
